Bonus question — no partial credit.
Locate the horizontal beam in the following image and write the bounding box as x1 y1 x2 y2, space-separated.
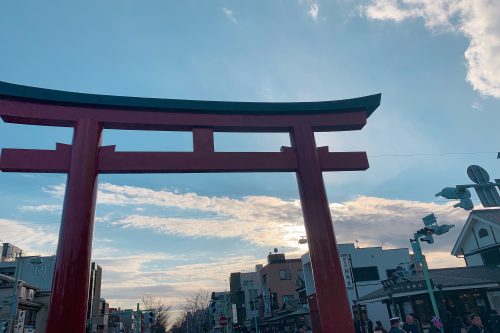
0 99 367 132
0 143 71 173
0 145 368 173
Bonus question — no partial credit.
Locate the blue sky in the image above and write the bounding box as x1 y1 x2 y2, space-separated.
0 0 499 311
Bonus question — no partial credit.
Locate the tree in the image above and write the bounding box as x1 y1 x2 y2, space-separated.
169 290 211 333
142 295 172 333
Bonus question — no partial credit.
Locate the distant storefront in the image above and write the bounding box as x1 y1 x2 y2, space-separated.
357 266 500 328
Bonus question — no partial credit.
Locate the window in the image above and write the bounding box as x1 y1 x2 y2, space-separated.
478 228 489 238
282 295 294 303
279 269 292 280
481 248 500 267
386 269 397 279
352 266 380 282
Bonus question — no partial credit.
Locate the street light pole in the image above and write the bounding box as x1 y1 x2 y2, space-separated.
410 236 441 329
347 254 362 324
411 213 454 333
8 256 22 333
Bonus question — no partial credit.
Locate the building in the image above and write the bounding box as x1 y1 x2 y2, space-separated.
260 251 303 319
0 243 107 333
108 308 136 333
451 209 500 267
208 291 231 332
451 208 500 311
229 265 262 331
301 243 411 325
357 266 500 329
1 243 23 262
0 257 51 333
88 263 109 333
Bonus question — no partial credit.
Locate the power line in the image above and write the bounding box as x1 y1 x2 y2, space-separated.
368 151 497 158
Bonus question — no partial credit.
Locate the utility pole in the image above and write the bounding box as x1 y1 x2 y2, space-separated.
8 256 22 333
347 254 363 325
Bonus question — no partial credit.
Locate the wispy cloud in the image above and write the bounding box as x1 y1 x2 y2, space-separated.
0 218 58 251
18 204 62 213
73 183 466 265
23 182 471 311
222 7 238 24
361 0 500 99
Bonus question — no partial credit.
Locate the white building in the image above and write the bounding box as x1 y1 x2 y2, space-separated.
240 265 262 327
451 208 500 267
451 208 500 311
301 243 411 324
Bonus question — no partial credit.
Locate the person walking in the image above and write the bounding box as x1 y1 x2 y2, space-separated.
388 318 407 333
374 320 388 333
467 314 487 333
402 314 421 333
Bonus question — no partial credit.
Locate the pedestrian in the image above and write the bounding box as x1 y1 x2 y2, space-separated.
467 314 487 333
374 320 388 333
402 314 421 333
388 317 407 333
366 318 374 333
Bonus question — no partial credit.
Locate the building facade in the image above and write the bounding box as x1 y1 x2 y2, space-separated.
452 208 500 311
260 252 303 319
302 243 411 325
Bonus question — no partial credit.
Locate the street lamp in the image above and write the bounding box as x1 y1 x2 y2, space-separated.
8 255 43 333
410 214 453 333
436 165 500 210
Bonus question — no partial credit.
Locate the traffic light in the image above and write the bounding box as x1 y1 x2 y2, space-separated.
435 187 474 210
434 224 455 236
420 235 434 244
143 310 155 325
0 320 7 333
417 227 435 236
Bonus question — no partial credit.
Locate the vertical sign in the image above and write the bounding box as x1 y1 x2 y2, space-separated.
15 310 26 333
232 303 238 324
340 254 354 289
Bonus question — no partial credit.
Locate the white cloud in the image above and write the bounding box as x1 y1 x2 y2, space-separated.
18 204 61 213
24 182 472 311
91 183 467 267
361 0 500 98
222 7 238 24
300 0 320 20
0 218 58 251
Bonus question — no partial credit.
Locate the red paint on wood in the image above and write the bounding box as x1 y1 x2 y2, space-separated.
0 143 71 172
193 128 214 153
0 99 367 132
307 293 322 333
45 119 102 333
292 124 355 333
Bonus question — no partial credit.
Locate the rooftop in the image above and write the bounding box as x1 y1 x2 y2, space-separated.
358 266 500 303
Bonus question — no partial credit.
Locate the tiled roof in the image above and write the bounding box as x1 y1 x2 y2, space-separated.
358 266 500 302
473 208 500 225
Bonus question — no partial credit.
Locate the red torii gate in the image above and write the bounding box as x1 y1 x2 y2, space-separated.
0 81 380 333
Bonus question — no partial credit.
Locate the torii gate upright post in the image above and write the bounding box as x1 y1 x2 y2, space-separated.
0 81 380 333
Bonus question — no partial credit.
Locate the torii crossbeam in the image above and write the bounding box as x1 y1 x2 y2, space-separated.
0 81 380 333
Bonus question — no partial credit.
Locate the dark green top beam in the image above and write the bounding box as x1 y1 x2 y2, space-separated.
0 81 380 116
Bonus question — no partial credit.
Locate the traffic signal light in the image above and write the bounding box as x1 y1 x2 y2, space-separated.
420 235 434 244
142 310 155 326
435 187 474 210
434 224 455 235
0 320 8 333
